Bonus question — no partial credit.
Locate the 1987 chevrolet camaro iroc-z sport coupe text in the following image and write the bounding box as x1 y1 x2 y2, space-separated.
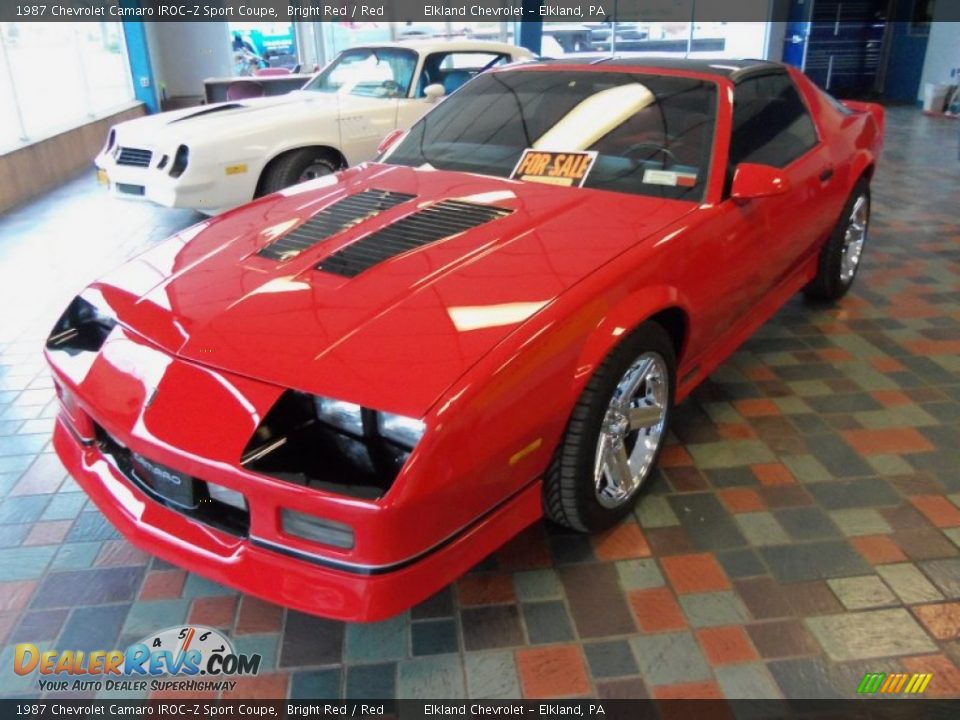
47 58 883 621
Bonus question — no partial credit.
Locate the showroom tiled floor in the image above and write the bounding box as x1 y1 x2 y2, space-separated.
0 107 959 700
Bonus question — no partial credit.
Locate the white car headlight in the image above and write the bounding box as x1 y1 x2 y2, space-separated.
314 397 363 436
377 412 426 449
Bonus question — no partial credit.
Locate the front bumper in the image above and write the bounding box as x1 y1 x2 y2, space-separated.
53 416 541 621
95 153 252 214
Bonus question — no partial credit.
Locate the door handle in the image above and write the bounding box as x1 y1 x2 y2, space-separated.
820 167 835 182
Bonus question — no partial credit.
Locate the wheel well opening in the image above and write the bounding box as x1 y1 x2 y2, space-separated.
255 146 347 197
860 164 875 183
648 307 687 362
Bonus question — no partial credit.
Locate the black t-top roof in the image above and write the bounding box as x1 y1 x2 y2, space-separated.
535 56 785 82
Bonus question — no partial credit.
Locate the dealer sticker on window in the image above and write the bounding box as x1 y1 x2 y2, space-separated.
511 149 598 188
642 169 699 187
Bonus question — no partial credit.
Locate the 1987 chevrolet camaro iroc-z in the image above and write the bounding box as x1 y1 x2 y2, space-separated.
47 58 883 621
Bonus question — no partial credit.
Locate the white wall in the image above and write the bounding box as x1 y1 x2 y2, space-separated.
146 22 233 100
766 21 786 61
765 0 790 61
918 18 960 100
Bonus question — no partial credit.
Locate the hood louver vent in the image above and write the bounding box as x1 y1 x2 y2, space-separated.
258 189 416 262
318 200 512 278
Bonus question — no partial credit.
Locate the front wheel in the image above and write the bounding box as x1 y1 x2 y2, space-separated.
804 178 870 301
257 149 340 197
544 322 676 532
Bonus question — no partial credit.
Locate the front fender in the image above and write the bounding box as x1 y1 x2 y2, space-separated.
572 284 692 399
849 148 876 188
409 280 694 529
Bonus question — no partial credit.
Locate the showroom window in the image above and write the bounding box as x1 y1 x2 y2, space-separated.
313 22 512 60
542 0 770 59
550 20 769 59
0 22 134 152
300 12 770 70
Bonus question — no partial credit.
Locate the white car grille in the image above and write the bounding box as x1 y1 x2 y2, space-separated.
115 147 153 168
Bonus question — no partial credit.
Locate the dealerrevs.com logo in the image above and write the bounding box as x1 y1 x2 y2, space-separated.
14 625 261 693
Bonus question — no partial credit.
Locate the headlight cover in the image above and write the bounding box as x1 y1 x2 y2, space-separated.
46 296 117 355
241 391 427 500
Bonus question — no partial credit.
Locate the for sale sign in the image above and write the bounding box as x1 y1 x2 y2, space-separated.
510 149 598 187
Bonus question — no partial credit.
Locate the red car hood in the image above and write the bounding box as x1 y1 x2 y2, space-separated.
91 163 695 417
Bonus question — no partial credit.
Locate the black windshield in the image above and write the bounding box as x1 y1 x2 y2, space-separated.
384 69 717 201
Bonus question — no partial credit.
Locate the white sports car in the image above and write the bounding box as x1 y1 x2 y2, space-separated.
95 40 533 214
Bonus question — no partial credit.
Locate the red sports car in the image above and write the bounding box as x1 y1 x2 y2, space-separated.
46 58 883 621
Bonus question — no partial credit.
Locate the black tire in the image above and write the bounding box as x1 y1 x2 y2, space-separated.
544 322 676 532
257 149 340 197
803 178 870 301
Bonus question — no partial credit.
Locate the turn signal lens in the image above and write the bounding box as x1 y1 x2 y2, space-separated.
282 509 354 549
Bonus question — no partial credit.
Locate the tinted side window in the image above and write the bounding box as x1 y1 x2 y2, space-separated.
729 73 818 170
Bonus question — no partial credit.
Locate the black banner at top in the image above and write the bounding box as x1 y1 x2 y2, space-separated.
2 0 960 23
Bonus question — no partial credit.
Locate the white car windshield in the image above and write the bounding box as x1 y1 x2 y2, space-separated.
303 48 418 99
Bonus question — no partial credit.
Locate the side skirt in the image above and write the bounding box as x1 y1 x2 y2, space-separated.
675 252 819 403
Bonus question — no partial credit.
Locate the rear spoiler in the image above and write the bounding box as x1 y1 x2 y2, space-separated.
841 100 885 155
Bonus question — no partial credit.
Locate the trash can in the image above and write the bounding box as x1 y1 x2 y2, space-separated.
923 83 953 113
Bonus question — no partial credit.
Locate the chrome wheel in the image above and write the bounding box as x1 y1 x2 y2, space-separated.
840 194 868 283
593 352 668 509
298 161 333 183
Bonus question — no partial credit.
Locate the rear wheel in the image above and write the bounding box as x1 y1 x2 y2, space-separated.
257 149 340 196
544 322 676 532
804 179 870 301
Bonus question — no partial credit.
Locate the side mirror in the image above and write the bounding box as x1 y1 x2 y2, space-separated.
730 163 791 200
377 129 405 156
423 83 446 103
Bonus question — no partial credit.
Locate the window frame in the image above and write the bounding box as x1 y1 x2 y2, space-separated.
412 50 512 99
725 70 823 188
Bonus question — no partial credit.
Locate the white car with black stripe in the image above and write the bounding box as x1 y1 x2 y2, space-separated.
95 40 532 215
